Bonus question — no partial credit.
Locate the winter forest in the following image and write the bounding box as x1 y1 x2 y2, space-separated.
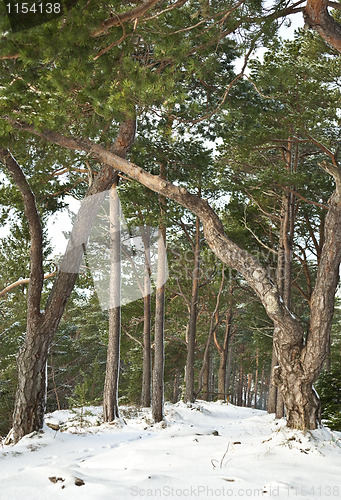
0 1 341 498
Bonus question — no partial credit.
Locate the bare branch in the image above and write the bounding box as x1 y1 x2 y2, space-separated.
145 0 189 20
92 0 161 37
242 215 278 255
0 53 19 60
0 271 57 299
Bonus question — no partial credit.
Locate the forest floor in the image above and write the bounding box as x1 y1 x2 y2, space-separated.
0 401 340 500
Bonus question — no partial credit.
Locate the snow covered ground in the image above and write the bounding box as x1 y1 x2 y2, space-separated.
1 401 340 500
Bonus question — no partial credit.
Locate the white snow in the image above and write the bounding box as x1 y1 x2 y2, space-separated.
1 401 341 500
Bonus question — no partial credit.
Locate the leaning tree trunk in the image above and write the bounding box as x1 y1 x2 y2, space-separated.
184 216 200 403
103 183 121 422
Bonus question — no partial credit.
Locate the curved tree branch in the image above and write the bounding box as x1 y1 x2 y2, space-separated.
0 271 57 299
6 119 304 351
0 149 44 323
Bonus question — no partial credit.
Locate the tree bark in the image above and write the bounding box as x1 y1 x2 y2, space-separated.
214 283 233 401
247 373 252 407
196 267 225 398
92 0 161 36
237 364 243 407
103 182 121 422
201 346 212 401
267 350 278 413
0 119 136 443
226 333 234 402
172 367 181 403
10 123 341 430
259 367 265 410
184 216 200 403
141 227 152 407
216 310 232 401
305 0 341 53
253 348 259 409
268 136 296 418
152 163 167 423
230 362 236 404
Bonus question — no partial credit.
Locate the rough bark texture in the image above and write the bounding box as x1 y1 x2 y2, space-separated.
184 216 200 403
9 123 341 430
305 0 341 53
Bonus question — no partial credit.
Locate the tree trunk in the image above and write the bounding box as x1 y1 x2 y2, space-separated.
269 136 296 418
202 347 210 401
253 348 259 409
141 227 152 407
268 350 278 414
276 392 285 419
103 183 121 422
274 367 321 430
247 373 252 407
152 225 166 421
209 360 214 401
217 354 227 400
237 364 243 406
184 216 200 403
196 266 225 398
0 120 136 443
14 122 341 431
305 0 341 54
152 162 167 423
172 367 181 403
259 368 265 410
226 334 233 402
12 334 47 439
216 309 232 401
